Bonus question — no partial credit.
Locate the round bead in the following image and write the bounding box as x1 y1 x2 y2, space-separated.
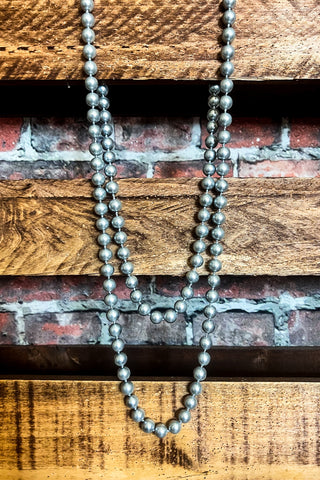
89 141 102 156
111 216 125 228
131 408 145 423
212 212 226 225
220 78 234 93
104 293 118 307
197 208 211 222
203 163 215 176
100 111 112 123
216 162 230 176
87 108 100 123
221 44 235 60
101 123 113 136
88 124 100 138
141 418 155 434
112 339 124 353
117 247 130 260
97 233 111 246
84 60 98 76
109 199 122 212
220 95 233 111
117 367 131 381
209 85 220 95
178 409 191 423
186 270 199 284
198 351 211 366
223 0 236 8
125 394 139 409
190 254 204 268
204 149 216 162
220 61 234 77
138 303 151 316
202 319 215 333
200 335 212 350
184 395 197 410
208 274 221 288
206 289 219 303
213 195 227 209
102 137 114 150
208 95 220 108
114 352 127 367
103 278 116 292
83 44 96 59
150 310 163 324
109 323 122 337
212 227 225 240
130 289 142 303
181 286 193 299
80 0 94 11
113 231 127 245
199 193 212 207
91 172 104 186
193 240 206 253
205 134 217 149
154 423 168 439
97 85 109 96
215 178 229 193
101 263 114 278
222 27 236 43
217 146 231 161
86 93 99 108
209 259 222 272
107 308 120 322
207 108 219 121
82 27 95 43
164 309 177 323
210 243 223 256
120 381 134 395
195 224 209 238
168 419 181 434
85 76 98 91
120 262 134 275
94 202 108 216
201 176 215 190
174 300 187 313
193 366 207 381
223 9 236 25
189 381 202 396
93 187 106 201
96 217 109 231
105 164 117 177
218 113 232 128
207 121 218 133
204 306 217 319
126 275 138 289
91 157 104 170
105 181 119 194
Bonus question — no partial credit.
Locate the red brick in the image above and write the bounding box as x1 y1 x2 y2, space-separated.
30 118 89 153
193 312 274 346
114 117 193 152
0 312 19 345
239 159 320 178
24 312 101 345
153 160 233 178
290 118 320 148
288 311 320 346
0 118 22 152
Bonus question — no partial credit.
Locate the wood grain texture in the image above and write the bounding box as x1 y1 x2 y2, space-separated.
1 379 320 479
0 0 319 81
0 177 319 276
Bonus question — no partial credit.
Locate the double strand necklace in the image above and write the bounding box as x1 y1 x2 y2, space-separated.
80 0 236 438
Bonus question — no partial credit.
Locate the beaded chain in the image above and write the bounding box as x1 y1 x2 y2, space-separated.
80 0 236 438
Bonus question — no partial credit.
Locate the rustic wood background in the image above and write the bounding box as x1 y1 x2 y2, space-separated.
0 0 319 81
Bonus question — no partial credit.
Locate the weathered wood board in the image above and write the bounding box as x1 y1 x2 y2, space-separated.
0 379 320 479
0 0 319 81
0 177 319 276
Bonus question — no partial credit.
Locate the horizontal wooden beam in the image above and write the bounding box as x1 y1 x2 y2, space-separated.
1 178 319 276
1 378 320 478
0 0 319 81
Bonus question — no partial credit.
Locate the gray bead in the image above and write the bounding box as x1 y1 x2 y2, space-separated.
82 12 95 27
106 181 119 194
109 199 122 212
141 418 155 434
93 187 106 201
212 227 225 240
200 193 212 207
100 110 112 123
200 335 212 350
104 293 118 307
91 172 105 186
88 124 100 138
208 95 220 108
206 289 219 303
212 212 226 225
218 113 232 128
96 217 109 231
126 275 138 289
208 274 221 288
217 146 231 160
97 85 109 96
138 303 151 316
193 366 207 381
130 289 142 303
120 381 134 395
220 61 234 77
114 352 127 367
112 338 124 353
101 263 114 278
107 308 119 322
80 0 94 11
86 93 99 108
181 286 193 299
193 240 206 253
105 164 117 177
198 351 211 366
189 381 202 396
210 243 223 256
109 323 122 338
121 261 134 276
186 270 199 284
97 233 111 246
91 157 104 170
164 309 177 323
203 163 215 176
213 195 227 209
216 162 230 176
101 122 113 136
203 319 215 333
215 178 229 193
207 121 218 133
222 27 236 43
178 409 191 424
205 134 217 149
111 215 124 228
150 310 163 324
204 306 217 319
197 208 211 222
220 95 233 111
117 366 131 381
221 44 235 60
207 108 219 121
114 231 127 245
125 394 139 409
209 85 220 95
154 423 168 439
83 44 96 59
168 419 181 434
201 176 215 190
87 108 100 123
190 254 204 268
223 0 236 8
131 407 145 423
208 259 222 272
99 98 110 111
117 246 130 260
89 141 102 155
220 78 234 93
204 149 216 163
174 300 187 313
99 250 113 265
94 202 108 216
184 395 197 410
85 76 98 91
82 27 95 43
223 9 236 26
102 137 114 150
103 278 116 292
195 224 209 238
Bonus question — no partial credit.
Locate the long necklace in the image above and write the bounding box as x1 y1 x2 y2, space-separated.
80 0 236 438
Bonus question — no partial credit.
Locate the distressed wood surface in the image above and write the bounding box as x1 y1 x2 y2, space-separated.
0 177 319 276
1 379 320 479
0 0 319 81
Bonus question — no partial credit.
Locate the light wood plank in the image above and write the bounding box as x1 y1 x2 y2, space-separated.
0 379 320 479
0 0 319 81
0 178 319 276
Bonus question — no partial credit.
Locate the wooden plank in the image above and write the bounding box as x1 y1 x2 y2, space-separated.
0 0 319 81
0 177 319 276
1 378 320 479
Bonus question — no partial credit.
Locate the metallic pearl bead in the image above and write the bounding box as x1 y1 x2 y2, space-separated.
190 254 204 268
130 289 142 303
223 9 236 25
203 319 215 333
81 0 94 11
91 157 104 170
204 306 217 320
126 275 138 289
84 59 97 75
209 85 220 95
193 240 206 253
213 195 227 209
103 278 116 292
178 409 191 423
111 215 124 228
102 137 114 150
208 95 220 108
97 85 108 97
215 178 229 193
82 27 95 43
198 351 211 366
141 418 155 434
112 338 124 353
105 164 117 177
218 113 232 128
88 124 100 138
174 300 187 313
99 248 112 263
206 289 219 303
100 110 112 123
200 193 212 207
197 208 211 222
204 149 216 162
195 224 209 238
83 44 96 59
221 44 235 60
125 394 139 409
86 93 99 108
120 381 134 395
117 367 131 381
150 310 163 324
207 121 218 133
181 286 193 299
114 231 127 244
189 381 202 396
209 259 222 272
164 309 177 323
201 176 215 190
212 212 226 225
205 134 217 149
200 335 212 350
220 78 234 93
220 61 234 77
87 108 100 123
94 202 108 216
138 303 151 316
208 274 221 288
222 27 236 43
218 130 231 146
106 181 119 194
168 419 181 434
107 308 119 322
91 172 105 186
120 262 134 275
216 162 230 176
97 233 111 246
114 352 127 367
210 243 223 256
85 76 98 91
220 95 233 111
96 217 109 231
101 264 114 278
223 0 236 8
93 187 106 201
193 366 207 381
184 395 197 410
186 270 199 284
99 98 110 111
207 108 219 121
89 141 102 156
109 199 122 212
101 123 113 136
131 408 145 423
203 163 215 176
212 227 225 240
109 323 122 338
154 423 168 439
117 246 130 260
104 293 118 307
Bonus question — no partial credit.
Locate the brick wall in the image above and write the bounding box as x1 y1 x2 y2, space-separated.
0 84 319 347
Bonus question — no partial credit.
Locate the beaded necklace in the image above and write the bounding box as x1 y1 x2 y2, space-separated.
80 0 236 438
